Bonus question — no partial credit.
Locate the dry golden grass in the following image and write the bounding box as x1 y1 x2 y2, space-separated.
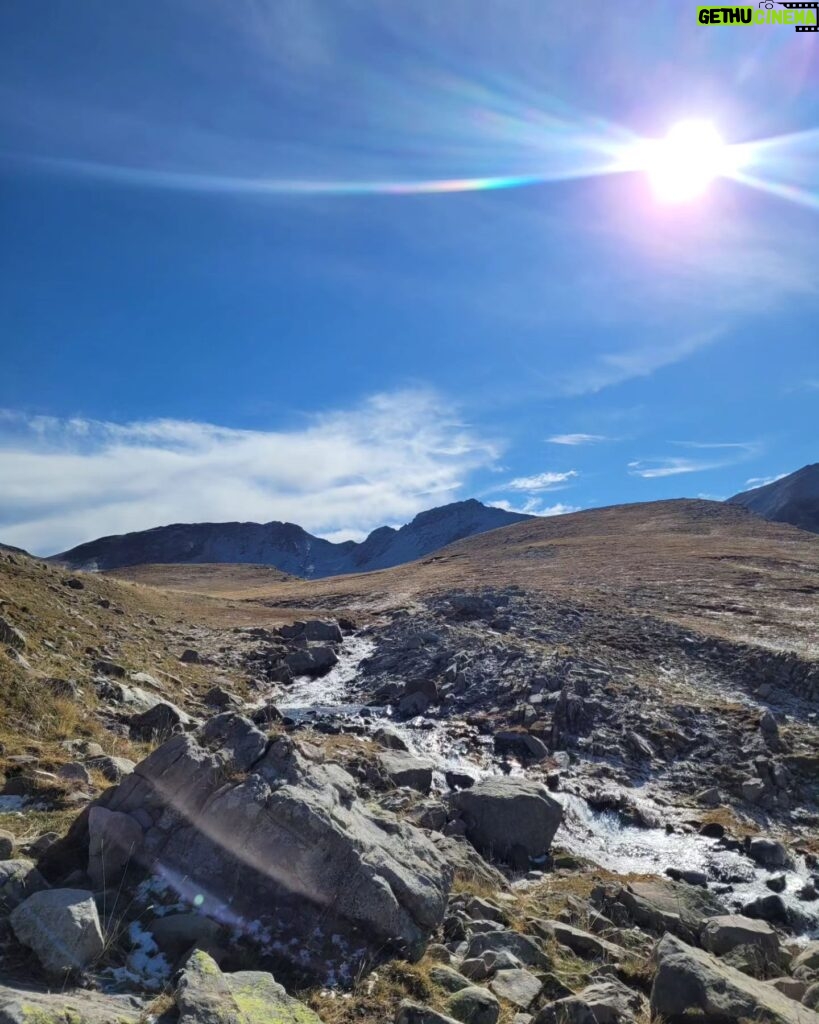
305 953 536 1024
139 992 175 1023
0 549 263 782
104 561 294 597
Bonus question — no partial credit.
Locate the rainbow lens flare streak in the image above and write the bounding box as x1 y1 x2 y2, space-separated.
23 118 818 213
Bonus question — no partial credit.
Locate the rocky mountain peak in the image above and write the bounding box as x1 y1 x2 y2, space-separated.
49 499 533 577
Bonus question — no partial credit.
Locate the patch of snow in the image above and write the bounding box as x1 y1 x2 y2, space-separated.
0 795 27 812
103 920 171 992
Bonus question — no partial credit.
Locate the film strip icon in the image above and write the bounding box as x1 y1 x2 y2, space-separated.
777 1 819 30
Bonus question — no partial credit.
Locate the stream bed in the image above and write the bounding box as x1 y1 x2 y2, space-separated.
279 635 819 938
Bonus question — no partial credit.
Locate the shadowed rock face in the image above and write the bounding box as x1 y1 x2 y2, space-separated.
729 463 819 534
43 719 453 970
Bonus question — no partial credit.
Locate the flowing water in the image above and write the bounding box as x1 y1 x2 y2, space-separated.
280 635 819 938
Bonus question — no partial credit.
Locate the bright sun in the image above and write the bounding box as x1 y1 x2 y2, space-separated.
642 120 734 204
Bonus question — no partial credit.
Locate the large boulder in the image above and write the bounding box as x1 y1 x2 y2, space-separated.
9 888 104 975
0 982 142 1023
450 777 562 866
176 949 325 1024
47 725 452 969
651 933 819 1023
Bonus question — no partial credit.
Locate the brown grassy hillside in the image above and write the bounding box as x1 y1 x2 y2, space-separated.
106 500 819 657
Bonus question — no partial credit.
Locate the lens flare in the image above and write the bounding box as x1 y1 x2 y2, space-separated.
637 120 740 204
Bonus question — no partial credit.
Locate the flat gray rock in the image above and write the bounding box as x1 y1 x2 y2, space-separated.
0 982 143 1023
700 914 780 958
379 750 435 793
446 986 500 1024
465 930 550 970
489 968 544 1009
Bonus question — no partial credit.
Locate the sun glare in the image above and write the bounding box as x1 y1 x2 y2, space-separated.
641 120 735 204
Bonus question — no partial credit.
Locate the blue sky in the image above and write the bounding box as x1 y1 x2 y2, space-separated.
1 0 817 554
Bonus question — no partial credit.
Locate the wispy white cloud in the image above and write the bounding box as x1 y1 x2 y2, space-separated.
546 433 608 446
558 330 722 397
673 441 758 451
505 470 578 492
491 498 578 517
0 391 500 555
628 440 761 479
628 458 715 479
744 472 788 489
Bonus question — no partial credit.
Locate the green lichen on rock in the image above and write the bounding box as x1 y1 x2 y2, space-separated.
176 951 326 1024
16 1001 138 1024
229 974 324 1024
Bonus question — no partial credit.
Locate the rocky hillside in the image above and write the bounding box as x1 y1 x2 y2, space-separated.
48 499 532 577
729 463 819 534
0 501 818 1023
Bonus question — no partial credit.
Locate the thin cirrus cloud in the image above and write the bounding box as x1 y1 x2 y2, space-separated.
628 457 721 479
505 470 578 492
0 390 500 556
628 441 762 479
546 433 608 446
556 330 723 397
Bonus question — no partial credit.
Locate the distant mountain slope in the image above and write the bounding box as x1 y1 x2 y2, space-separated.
228 499 818 656
49 499 533 577
728 464 819 534
0 541 30 556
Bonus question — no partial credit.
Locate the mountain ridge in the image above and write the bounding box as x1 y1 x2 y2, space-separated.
728 462 819 534
48 498 533 577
